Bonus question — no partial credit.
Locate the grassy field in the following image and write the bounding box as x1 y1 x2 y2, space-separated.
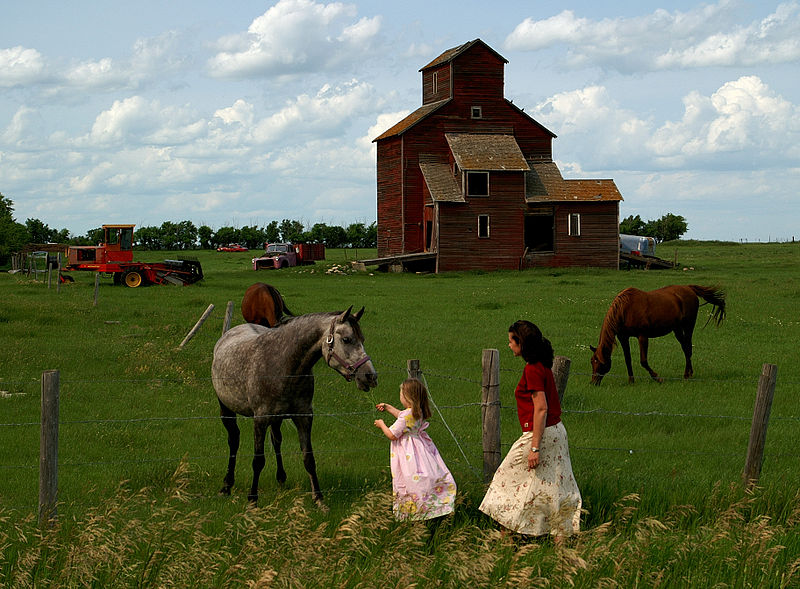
1 241 800 587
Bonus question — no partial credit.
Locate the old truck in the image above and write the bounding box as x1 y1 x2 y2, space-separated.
62 224 203 287
252 243 325 270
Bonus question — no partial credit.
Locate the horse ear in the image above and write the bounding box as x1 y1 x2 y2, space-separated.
589 345 597 353
353 307 364 321
340 306 353 322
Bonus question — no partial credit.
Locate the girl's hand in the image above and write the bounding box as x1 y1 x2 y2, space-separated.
375 403 386 412
374 419 385 428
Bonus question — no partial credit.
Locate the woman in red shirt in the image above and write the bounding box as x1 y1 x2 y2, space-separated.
479 320 582 539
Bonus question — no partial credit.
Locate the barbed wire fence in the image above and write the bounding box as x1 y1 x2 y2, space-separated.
0 354 789 525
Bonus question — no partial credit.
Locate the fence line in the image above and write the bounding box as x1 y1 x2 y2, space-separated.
0 355 785 521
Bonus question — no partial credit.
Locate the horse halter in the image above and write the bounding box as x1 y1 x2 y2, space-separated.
324 316 371 382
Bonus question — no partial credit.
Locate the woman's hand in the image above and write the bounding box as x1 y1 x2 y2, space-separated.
527 448 540 470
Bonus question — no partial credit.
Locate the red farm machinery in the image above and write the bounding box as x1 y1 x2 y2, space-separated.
62 224 203 287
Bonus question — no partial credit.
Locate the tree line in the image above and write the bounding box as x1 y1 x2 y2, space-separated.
1 193 376 265
619 213 688 243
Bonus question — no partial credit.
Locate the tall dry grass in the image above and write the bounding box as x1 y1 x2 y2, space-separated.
3 459 800 588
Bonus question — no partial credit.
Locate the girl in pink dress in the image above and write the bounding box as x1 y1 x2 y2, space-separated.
374 378 457 520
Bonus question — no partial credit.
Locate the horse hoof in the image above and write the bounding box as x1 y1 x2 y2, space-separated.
314 498 329 513
247 494 259 506
219 487 232 496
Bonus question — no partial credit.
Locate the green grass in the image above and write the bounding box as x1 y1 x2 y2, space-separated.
2 242 800 586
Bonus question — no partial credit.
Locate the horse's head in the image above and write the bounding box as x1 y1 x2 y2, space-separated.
589 344 611 385
323 307 378 392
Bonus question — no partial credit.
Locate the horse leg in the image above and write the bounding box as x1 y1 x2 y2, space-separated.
219 400 240 496
249 416 269 505
270 421 287 486
619 337 635 383
292 414 325 508
675 327 694 379
638 336 663 383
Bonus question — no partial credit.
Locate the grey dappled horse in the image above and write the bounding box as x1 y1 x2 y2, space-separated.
212 307 377 506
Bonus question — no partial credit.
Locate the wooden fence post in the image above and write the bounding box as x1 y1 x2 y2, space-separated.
742 363 778 486
93 272 100 307
407 359 421 380
481 348 501 483
39 370 59 525
552 355 571 403
178 304 215 349
223 301 234 334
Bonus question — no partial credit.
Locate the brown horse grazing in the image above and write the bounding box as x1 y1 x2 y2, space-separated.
241 282 293 327
590 284 726 385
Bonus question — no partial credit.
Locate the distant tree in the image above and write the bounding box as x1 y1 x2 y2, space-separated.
345 222 377 248
134 226 162 249
620 213 688 243
619 214 646 235
173 220 198 250
238 225 266 249
213 226 240 248
85 227 105 245
278 219 305 243
646 213 688 243
265 220 280 244
197 225 213 249
52 228 71 243
0 194 28 266
25 218 57 243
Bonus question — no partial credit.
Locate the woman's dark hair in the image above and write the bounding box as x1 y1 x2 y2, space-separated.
508 320 554 368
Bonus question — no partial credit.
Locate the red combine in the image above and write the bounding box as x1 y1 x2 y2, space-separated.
62 224 203 287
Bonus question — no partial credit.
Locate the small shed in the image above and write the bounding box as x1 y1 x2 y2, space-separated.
372 39 622 272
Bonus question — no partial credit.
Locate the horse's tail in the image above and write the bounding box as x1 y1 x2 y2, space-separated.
689 285 726 326
267 284 294 319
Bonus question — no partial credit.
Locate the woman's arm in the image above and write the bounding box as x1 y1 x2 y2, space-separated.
374 418 397 440
375 402 401 419
528 390 548 469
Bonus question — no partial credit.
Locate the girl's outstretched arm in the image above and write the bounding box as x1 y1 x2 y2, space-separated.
374 418 397 440
375 402 401 418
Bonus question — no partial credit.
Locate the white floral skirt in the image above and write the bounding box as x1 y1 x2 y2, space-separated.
479 423 581 536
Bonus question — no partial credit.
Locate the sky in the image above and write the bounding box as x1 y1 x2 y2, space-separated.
1 0 798 241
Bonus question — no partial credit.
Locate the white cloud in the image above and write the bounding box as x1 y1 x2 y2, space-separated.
252 80 377 143
532 76 800 172
648 76 800 166
208 0 380 78
83 97 206 147
505 1 800 72
0 46 46 87
1 106 37 144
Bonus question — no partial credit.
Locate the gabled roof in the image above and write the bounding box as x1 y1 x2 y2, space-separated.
419 160 464 203
446 133 529 171
372 99 450 142
419 39 508 71
526 162 623 202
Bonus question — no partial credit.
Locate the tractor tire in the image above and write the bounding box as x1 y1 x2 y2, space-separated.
123 270 145 288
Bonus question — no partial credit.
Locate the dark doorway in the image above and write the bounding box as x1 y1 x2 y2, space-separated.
525 214 554 251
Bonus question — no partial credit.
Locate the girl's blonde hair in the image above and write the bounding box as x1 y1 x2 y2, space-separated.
402 378 431 421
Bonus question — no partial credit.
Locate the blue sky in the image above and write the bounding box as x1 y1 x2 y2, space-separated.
1 0 798 241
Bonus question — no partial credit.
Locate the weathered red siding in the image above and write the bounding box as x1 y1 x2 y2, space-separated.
376 140 402 256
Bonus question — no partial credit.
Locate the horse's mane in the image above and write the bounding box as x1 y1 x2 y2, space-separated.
602 290 633 338
277 311 365 341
